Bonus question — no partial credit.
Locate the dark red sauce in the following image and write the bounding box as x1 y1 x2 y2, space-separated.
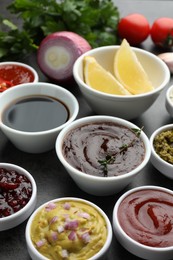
62 122 145 177
0 64 35 91
0 167 32 218
118 189 173 247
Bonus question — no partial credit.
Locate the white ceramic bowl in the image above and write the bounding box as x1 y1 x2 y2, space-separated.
25 197 112 260
0 61 39 90
112 185 173 260
165 84 173 117
0 82 79 153
0 163 37 231
73 45 170 120
150 124 173 179
55 115 151 196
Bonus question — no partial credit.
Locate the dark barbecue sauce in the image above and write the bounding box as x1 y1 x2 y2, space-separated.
2 95 69 132
62 122 145 177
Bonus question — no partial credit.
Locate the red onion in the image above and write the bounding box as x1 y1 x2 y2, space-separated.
63 202 71 210
65 219 79 230
57 225 64 233
63 214 70 223
49 216 58 225
78 212 90 219
45 202 56 211
37 31 91 83
62 249 69 258
81 232 91 244
68 230 76 241
36 239 45 248
51 231 58 241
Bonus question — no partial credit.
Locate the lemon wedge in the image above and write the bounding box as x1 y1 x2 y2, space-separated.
114 39 154 95
83 56 131 95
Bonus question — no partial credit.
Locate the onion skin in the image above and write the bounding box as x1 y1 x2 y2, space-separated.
37 31 92 83
158 52 173 74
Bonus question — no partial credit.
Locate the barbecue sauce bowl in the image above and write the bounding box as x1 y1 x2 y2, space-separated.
0 82 79 153
55 116 151 196
112 185 173 260
0 163 37 231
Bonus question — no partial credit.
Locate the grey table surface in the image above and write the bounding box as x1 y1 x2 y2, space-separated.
0 0 173 259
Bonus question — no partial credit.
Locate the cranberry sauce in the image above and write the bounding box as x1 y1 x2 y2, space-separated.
0 167 32 217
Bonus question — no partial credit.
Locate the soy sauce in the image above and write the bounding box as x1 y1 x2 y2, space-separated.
2 95 69 132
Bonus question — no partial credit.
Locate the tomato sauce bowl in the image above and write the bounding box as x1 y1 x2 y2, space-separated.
0 163 37 231
0 61 39 92
112 185 173 260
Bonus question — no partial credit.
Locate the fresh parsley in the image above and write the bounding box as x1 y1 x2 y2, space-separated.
0 0 120 61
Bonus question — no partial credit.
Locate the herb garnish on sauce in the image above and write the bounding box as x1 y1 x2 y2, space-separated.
98 127 144 176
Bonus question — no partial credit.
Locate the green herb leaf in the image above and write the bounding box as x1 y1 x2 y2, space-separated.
131 126 144 137
0 0 120 60
98 126 144 175
0 27 38 61
2 19 17 30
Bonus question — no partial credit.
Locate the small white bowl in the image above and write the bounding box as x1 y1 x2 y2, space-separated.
55 115 151 196
25 197 112 260
165 85 173 117
0 163 37 231
0 61 39 91
0 82 79 153
73 45 170 120
150 124 173 179
112 185 173 260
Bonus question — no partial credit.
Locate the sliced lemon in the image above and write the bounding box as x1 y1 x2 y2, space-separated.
114 39 154 95
83 56 131 95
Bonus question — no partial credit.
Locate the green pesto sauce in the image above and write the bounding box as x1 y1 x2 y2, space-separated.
154 129 173 164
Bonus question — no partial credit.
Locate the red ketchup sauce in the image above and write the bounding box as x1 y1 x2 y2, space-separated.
118 189 173 247
0 64 35 92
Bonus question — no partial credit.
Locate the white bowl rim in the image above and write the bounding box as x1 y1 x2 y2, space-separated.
150 124 173 168
113 185 173 252
0 82 79 136
166 84 173 108
56 115 151 181
25 196 113 260
73 45 170 99
0 162 37 223
0 61 39 83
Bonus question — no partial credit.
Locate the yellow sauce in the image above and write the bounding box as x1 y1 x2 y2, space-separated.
30 200 107 259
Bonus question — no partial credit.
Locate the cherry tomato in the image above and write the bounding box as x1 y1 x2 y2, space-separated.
118 13 150 46
150 17 173 48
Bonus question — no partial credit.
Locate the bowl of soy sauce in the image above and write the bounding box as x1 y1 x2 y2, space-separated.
0 82 79 153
